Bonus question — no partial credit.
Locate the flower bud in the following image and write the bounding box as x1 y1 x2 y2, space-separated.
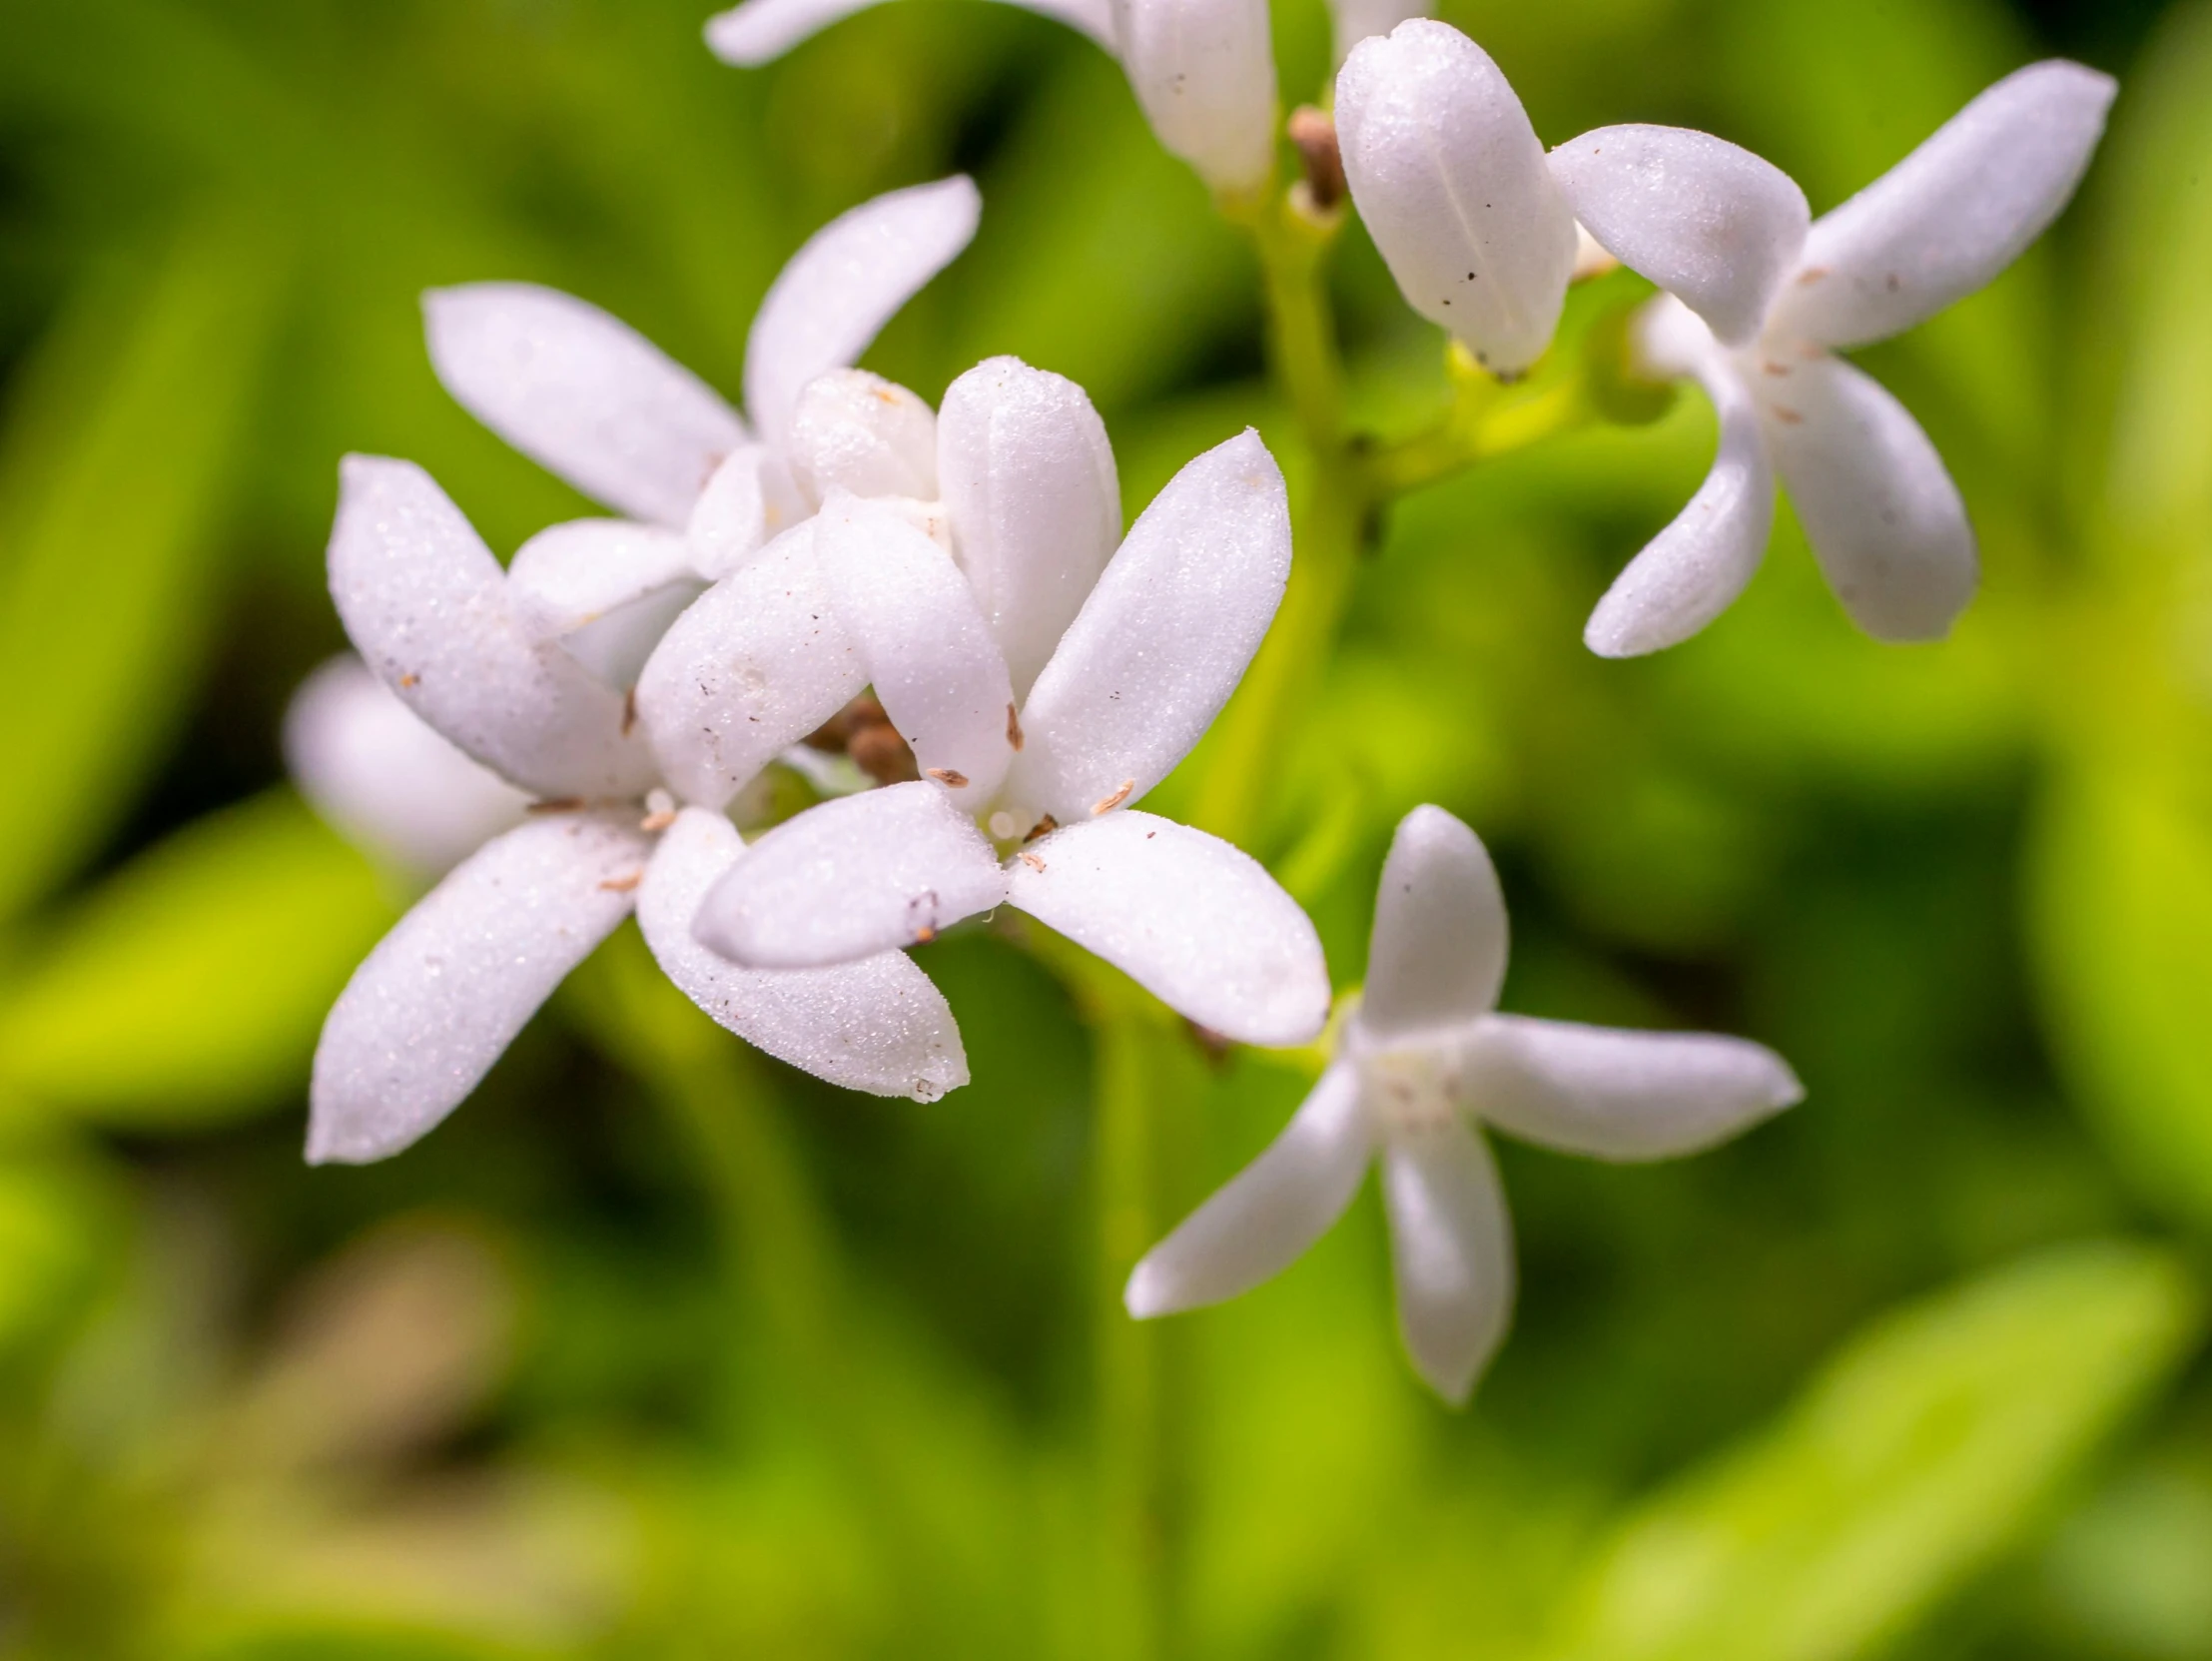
785 369 939 505
1111 0 1279 195
1334 21 1576 376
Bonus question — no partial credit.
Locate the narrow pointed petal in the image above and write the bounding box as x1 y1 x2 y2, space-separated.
938 357 1121 700
1007 812 1330 1046
328 456 656 799
1587 312 1775 657
639 809 970 1101
1113 0 1279 193
1771 61 2117 349
1011 429 1288 825
786 369 940 503
285 655 530 877
744 176 982 445
1330 0 1426 68
634 521 865 809
686 444 810 581
507 519 705 688
813 492 1017 806
422 285 745 526
307 812 649 1164
695 781 1009 970
706 0 1114 64
1360 805 1507 1040
1763 355 1975 642
1381 1120 1513 1404
1334 21 1577 376
1126 1063 1372 1315
1548 126 1809 348
1461 1013 1802 1161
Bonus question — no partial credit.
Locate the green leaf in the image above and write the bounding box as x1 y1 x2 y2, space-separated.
2027 761 2212 1225
0 791 397 1130
0 1155 109 1359
1541 1241 2202 1661
0 213 282 925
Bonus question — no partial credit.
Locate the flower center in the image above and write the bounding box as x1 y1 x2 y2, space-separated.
1355 1044 1462 1139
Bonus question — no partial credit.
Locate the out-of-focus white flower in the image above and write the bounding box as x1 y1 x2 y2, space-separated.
1547 61 2115 655
657 383 1330 1049
1125 805 1802 1402
1326 0 1424 68
302 456 968 1169
419 176 980 689
1333 21 1579 378
703 0 1295 195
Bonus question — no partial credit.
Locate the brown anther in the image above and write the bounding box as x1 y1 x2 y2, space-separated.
926 767 970 788
1006 702 1025 751
1091 779 1135 816
528 796 588 814
913 924 938 945
398 672 420 688
1286 105 1345 212
622 685 639 735
1024 814 1060 843
847 715 920 785
1019 851 1047 873
598 871 644 893
639 809 678 833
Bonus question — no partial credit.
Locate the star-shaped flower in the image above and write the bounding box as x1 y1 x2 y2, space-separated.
304 455 968 1168
420 175 979 689
1548 61 2114 655
703 0 1420 193
662 391 1331 1050
1125 805 1802 1401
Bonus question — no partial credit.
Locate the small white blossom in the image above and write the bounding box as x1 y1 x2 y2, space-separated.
301 456 968 1168
419 176 980 687
1548 61 2115 654
1125 805 1802 1402
650 367 1330 1049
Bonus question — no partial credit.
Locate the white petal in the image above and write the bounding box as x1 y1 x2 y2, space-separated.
285 655 530 877
1761 354 1976 642
1007 812 1329 1046
633 520 865 810
814 491 1017 806
328 457 657 799
694 780 1009 969
421 285 745 526
744 177 982 444
1125 1062 1373 1314
1459 1013 1802 1161
785 369 940 504
938 357 1121 700
1359 805 1507 1041
1334 21 1578 376
1586 320 1775 658
1770 61 2117 350
1010 429 1288 825
1112 0 1279 193
1329 0 1426 68
506 519 705 688
686 444 810 582
1381 1119 1513 1404
706 0 1115 64
307 812 650 1164
1547 126 1809 348
638 808 969 1101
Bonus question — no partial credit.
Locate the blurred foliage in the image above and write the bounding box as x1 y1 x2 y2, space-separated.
1 0 2210 1656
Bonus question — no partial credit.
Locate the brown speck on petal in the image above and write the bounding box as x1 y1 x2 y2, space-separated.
1006 703 1024 751
528 796 588 814
914 924 937 945
1024 814 1060 843
639 809 678 833
1762 361 1791 377
1019 851 1047 873
1771 406 1805 425
1092 779 1135 816
1796 266 1830 286
598 870 643 893
622 685 639 736
398 672 420 688
926 767 970 788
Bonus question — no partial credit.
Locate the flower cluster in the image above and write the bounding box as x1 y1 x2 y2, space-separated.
290 7 2115 1400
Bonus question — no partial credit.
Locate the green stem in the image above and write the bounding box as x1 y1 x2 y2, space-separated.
1362 350 1593 499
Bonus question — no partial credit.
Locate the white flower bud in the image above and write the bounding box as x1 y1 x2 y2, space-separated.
1111 0 1279 195
785 369 940 505
1334 21 1576 376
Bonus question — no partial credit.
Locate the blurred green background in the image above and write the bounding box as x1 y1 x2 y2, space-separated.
3 0 2212 1654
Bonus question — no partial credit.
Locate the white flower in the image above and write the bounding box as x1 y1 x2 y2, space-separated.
704 0 1309 195
419 175 980 688
1125 805 1802 1402
303 456 969 1168
1333 20 1580 378
657 376 1331 1049
1547 61 2115 655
